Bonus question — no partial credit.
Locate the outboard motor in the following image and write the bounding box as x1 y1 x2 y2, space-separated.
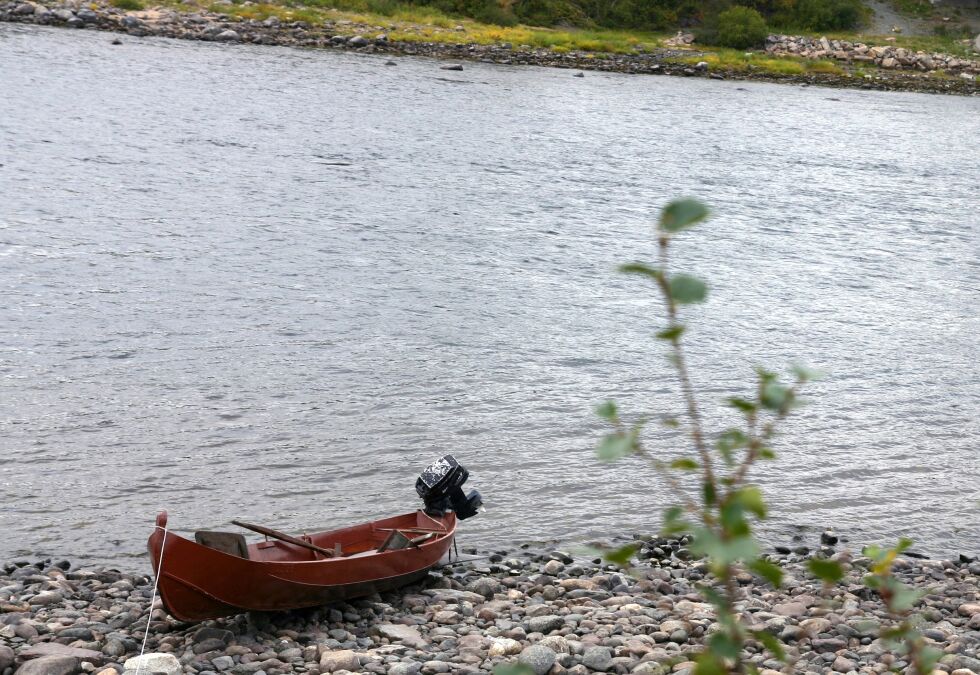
416 455 483 520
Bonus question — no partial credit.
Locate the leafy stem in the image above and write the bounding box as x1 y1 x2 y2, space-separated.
598 199 811 674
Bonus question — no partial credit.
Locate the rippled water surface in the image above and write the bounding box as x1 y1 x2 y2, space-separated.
1 24 978 567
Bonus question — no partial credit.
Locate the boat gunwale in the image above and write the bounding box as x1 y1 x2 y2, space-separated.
151 510 456 567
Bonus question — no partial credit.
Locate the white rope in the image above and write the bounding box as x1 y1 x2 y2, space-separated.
136 524 168 675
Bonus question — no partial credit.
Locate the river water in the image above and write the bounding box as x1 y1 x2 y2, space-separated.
1 24 978 567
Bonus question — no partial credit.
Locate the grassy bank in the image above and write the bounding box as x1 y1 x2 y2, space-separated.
155 0 668 53
158 0 975 55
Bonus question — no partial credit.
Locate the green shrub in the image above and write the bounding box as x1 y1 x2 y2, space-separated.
407 0 518 25
470 1 518 26
605 0 676 31
513 0 587 25
111 0 144 10
790 0 865 31
365 0 402 15
932 23 972 38
713 5 767 49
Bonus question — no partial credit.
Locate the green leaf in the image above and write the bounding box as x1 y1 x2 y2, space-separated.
716 429 749 466
861 544 883 561
919 646 944 673
668 274 708 304
719 502 751 537
700 585 729 612
603 542 640 567
493 665 536 675
880 626 910 644
662 521 690 536
669 458 699 471
732 486 767 519
659 199 709 233
662 506 691 536
807 558 845 584
597 433 634 461
757 447 775 460
727 397 757 414
749 558 784 587
618 262 663 282
716 429 748 452
693 652 726 675
595 400 618 422
662 416 680 428
751 629 787 661
702 480 716 507
707 631 740 660
890 583 924 612
656 324 686 341
760 381 791 411
895 537 914 554
790 364 823 382
691 530 759 566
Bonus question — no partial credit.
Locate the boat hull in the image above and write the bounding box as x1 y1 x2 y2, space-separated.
148 510 456 621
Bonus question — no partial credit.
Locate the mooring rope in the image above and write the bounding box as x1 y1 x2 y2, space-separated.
135 524 168 675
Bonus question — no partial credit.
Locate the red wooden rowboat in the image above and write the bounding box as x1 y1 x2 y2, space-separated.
147 455 483 621
147 509 457 621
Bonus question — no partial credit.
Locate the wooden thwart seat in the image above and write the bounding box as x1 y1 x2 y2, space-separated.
377 530 437 553
195 531 249 559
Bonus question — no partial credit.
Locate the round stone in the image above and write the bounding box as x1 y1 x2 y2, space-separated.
518 645 557 675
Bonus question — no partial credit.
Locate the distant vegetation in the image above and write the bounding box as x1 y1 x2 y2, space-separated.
295 0 870 39
709 6 769 48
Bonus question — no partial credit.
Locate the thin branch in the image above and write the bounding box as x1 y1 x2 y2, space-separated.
657 236 716 490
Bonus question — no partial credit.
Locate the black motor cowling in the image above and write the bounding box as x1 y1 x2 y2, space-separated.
415 455 483 520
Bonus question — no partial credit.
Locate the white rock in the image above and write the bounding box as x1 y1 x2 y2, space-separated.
319 649 360 672
543 559 564 575
488 638 522 657
800 617 832 636
376 624 428 649
123 654 181 675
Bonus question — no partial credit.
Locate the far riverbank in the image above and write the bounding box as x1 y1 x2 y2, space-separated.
2 0 978 95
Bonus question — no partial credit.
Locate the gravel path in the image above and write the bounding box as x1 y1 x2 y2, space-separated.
864 0 935 36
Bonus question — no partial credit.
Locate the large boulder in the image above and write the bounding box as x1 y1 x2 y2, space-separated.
0 646 15 671
15 656 78 675
19 643 104 665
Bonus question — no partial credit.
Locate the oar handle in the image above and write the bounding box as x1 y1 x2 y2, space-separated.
232 520 335 558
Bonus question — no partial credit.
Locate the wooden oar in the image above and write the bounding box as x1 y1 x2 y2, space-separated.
232 520 335 558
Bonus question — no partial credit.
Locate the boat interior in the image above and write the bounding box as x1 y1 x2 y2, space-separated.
193 510 450 563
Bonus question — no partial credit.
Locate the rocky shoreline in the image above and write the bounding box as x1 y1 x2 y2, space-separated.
765 34 980 76
2 0 979 96
2 533 979 675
